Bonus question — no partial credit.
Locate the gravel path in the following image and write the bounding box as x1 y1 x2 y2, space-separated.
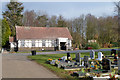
2 53 58 78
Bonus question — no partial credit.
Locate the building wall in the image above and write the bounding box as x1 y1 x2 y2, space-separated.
10 38 72 51
18 39 55 48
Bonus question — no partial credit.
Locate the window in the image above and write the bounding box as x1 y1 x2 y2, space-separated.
51 40 54 47
21 40 25 47
42 40 45 47
32 40 35 47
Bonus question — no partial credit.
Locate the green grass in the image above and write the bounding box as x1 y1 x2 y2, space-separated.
28 51 115 79
100 47 120 49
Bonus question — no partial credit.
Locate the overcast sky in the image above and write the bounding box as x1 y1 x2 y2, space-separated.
1 1 117 19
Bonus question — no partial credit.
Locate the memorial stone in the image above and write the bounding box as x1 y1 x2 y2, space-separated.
97 52 103 61
76 53 81 63
90 50 95 59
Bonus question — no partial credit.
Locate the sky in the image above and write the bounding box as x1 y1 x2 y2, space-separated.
1 1 118 19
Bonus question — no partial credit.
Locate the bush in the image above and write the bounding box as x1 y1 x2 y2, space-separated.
111 42 119 47
85 43 100 49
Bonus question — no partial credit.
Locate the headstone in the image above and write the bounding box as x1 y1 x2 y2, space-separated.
96 52 103 61
118 49 120 74
76 53 81 63
82 61 84 66
84 56 88 62
61 56 67 61
111 49 116 56
67 52 70 60
83 56 89 68
118 58 120 74
90 50 95 59
102 58 111 70
118 49 120 57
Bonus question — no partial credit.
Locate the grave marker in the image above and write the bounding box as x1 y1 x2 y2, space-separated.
90 50 95 59
76 53 81 63
67 52 70 60
102 58 111 70
118 49 120 74
96 52 103 61
111 49 116 56
83 56 89 68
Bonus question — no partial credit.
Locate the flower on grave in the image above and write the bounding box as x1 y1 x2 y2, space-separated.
48 59 52 61
55 60 60 64
94 65 98 69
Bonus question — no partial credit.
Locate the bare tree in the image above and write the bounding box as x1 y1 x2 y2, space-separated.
23 10 37 27
49 15 57 27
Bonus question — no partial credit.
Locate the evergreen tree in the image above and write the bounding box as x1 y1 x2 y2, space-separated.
2 0 24 36
57 15 67 27
2 19 11 47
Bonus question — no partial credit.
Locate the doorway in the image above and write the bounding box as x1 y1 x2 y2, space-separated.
60 42 66 50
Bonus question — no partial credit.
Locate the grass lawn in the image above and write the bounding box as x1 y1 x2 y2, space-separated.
28 51 116 79
100 47 120 49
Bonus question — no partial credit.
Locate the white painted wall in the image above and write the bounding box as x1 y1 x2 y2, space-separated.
18 39 55 48
10 42 15 48
16 38 72 50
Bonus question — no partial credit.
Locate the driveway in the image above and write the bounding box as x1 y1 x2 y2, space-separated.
2 53 58 78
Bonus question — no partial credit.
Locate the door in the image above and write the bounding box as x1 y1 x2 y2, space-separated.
60 42 66 50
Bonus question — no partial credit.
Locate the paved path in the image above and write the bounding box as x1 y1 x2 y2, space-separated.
2 53 58 78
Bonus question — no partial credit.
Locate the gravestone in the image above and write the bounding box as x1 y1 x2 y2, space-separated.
83 56 89 68
96 52 103 61
118 58 120 74
61 56 67 61
76 53 81 63
118 49 120 74
102 58 111 70
90 50 95 59
67 53 70 60
118 49 120 57
111 49 116 56
82 61 84 66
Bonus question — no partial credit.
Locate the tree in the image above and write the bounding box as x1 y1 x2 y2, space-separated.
23 10 37 27
49 15 57 27
114 1 120 46
2 0 24 36
2 19 11 47
85 14 98 41
57 15 67 27
37 14 48 27
0 19 2 48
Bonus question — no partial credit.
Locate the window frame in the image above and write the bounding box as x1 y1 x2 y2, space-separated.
42 40 46 47
51 40 54 47
32 40 35 47
21 40 25 47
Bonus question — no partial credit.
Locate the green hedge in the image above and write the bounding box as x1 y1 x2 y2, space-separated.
85 43 100 49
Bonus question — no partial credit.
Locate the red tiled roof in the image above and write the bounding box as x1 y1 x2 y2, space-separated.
9 37 14 42
16 26 73 40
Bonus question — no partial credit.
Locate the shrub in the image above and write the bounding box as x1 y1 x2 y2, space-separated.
85 43 100 49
